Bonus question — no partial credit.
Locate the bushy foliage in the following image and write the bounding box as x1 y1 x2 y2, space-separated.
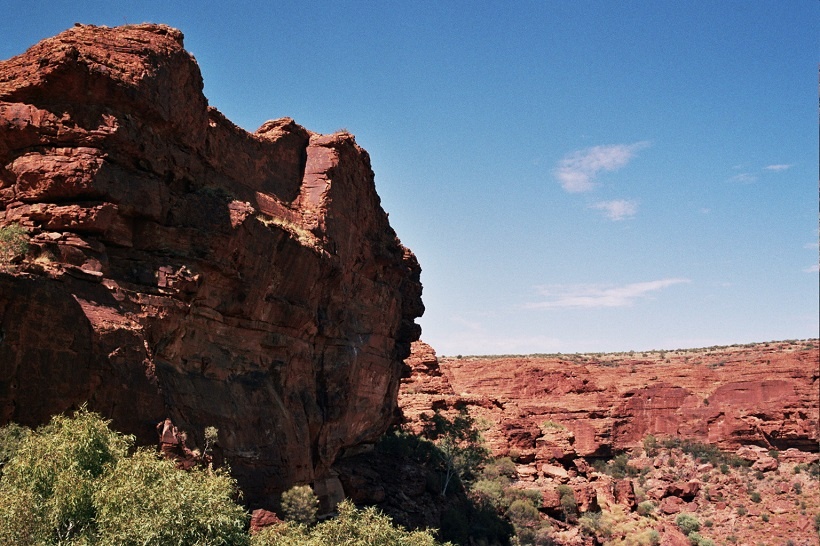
94 449 249 545
0 422 30 473
659 436 751 468
481 457 517 483
0 223 28 265
0 408 249 546
642 434 658 457
636 500 655 517
594 453 642 479
687 532 714 546
675 513 700 535
420 409 490 495
280 485 319 525
556 485 578 523
0 408 132 544
376 429 514 545
252 499 450 546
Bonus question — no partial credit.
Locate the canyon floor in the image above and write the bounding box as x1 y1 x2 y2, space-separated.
390 339 819 545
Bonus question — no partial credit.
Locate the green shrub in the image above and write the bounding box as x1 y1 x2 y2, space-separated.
637 500 655 517
507 499 540 526
0 407 131 544
0 407 249 546
252 499 450 546
280 485 318 525
0 423 30 473
471 478 506 508
556 485 578 523
481 456 517 482
94 449 249 545
578 511 602 536
643 434 658 456
0 223 28 265
504 487 542 508
675 513 700 535
593 453 641 479
687 531 715 546
736 505 747 516
750 491 761 503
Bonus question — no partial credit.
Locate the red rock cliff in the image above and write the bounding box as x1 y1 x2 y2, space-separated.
401 341 819 460
0 24 423 506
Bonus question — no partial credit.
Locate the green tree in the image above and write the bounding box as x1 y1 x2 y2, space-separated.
253 499 451 546
0 407 131 544
421 409 489 496
279 485 319 526
94 449 249 545
0 407 249 545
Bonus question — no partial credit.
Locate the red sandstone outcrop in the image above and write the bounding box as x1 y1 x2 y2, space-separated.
402 341 819 461
0 24 422 507
398 340 819 545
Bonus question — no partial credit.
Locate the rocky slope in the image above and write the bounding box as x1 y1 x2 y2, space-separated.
398 340 819 545
0 24 422 507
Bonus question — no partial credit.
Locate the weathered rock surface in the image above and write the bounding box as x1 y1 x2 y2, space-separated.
398 340 819 545
402 341 819 461
0 24 422 507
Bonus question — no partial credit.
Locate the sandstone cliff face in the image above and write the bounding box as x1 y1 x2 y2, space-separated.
401 341 819 461
399 341 819 545
0 24 422 506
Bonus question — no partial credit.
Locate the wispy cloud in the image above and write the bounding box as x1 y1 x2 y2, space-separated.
729 163 792 183
591 199 638 221
729 172 758 184
804 264 819 273
554 141 650 193
526 278 690 309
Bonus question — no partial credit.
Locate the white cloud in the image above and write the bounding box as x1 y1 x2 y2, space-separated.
553 141 650 193
591 199 638 221
764 164 793 171
804 264 819 273
729 172 757 184
526 278 690 309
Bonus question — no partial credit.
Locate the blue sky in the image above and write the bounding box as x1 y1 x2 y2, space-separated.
3 1 818 354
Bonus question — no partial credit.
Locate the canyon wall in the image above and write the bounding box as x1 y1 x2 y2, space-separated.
0 24 423 506
401 341 819 461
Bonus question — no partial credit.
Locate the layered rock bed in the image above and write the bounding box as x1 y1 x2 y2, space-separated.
398 340 819 545
0 24 423 507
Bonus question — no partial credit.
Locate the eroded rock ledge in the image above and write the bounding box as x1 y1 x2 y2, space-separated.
0 23 423 506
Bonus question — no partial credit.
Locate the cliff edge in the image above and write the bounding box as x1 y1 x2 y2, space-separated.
0 23 423 507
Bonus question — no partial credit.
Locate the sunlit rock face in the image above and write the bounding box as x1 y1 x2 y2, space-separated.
0 23 423 506
400 341 819 460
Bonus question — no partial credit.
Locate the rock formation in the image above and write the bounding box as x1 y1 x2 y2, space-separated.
398 340 819 545
0 23 423 507
401 341 819 461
